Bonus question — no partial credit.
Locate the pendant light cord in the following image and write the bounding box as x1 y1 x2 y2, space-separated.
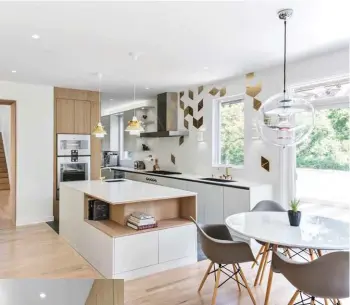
98 73 102 118
283 19 287 98
133 83 136 117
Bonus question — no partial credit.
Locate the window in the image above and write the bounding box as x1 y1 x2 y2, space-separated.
288 74 350 221
213 94 245 167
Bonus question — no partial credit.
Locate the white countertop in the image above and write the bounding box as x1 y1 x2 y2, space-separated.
107 166 265 189
61 179 197 204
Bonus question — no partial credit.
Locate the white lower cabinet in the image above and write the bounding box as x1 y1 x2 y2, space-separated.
223 187 250 219
114 231 158 274
158 177 187 190
124 172 142 181
159 225 196 263
113 225 197 277
185 181 224 224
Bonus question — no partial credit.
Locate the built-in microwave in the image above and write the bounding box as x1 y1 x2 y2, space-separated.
57 134 91 156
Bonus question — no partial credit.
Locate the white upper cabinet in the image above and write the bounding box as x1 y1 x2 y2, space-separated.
185 181 224 224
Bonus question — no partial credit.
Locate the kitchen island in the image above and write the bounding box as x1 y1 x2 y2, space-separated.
60 179 197 279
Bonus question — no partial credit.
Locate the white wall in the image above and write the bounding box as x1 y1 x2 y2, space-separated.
122 47 349 206
0 106 11 181
0 81 54 226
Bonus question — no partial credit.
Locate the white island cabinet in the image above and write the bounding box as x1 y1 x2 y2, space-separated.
60 180 197 280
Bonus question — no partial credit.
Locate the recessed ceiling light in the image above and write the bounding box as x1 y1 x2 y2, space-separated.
145 87 150 90
109 99 114 101
203 66 209 70
11 70 16 73
32 34 40 39
39 293 46 299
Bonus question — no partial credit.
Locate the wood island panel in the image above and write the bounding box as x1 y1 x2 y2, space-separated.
83 194 196 237
85 218 193 238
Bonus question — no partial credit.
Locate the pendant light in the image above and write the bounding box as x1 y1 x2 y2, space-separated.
125 83 145 135
92 73 107 138
257 9 314 147
125 52 144 135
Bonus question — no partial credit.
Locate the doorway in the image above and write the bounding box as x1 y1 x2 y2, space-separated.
0 100 16 229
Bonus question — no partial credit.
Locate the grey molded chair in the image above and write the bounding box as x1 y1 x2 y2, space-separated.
251 200 287 286
191 217 257 305
272 250 349 305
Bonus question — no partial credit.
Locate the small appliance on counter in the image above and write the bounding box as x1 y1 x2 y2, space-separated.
88 199 109 220
102 151 119 167
134 161 146 170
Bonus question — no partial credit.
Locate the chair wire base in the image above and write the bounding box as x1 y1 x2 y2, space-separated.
292 291 341 305
210 263 247 289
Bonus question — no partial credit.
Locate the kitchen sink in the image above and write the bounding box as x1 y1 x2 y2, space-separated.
104 179 126 183
200 177 236 183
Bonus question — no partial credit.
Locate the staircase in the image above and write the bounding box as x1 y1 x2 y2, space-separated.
0 134 10 191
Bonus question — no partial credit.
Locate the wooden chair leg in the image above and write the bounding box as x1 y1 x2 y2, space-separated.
317 249 323 257
324 299 329 305
288 290 299 305
264 245 277 305
309 249 315 261
254 243 269 286
198 261 214 292
252 245 265 268
311 299 315 305
286 248 292 258
211 266 221 305
233 264 241 292
259 247 271 285
239 268 257 305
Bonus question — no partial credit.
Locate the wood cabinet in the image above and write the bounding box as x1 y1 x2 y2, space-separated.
75 100 91 134
56 99 75 133
54 87 101 221
56 99 91 134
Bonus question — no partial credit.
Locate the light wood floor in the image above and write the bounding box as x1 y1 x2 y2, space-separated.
125 259 350 305
0 190 13 229
0 223 102 278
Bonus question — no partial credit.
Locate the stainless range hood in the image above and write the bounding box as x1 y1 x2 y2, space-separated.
140 92 189 138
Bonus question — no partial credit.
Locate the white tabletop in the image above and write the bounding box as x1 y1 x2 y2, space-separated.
225 212 350 250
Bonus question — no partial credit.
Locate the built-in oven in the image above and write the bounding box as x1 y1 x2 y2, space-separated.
57 156 90 199
57 134 91 156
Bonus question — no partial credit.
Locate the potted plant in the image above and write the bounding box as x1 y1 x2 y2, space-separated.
288 199 301 227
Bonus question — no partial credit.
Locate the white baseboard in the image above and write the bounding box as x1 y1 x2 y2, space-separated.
113 255 198 281
16 216 54 226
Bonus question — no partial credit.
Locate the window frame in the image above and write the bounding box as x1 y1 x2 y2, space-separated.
212 94 245 168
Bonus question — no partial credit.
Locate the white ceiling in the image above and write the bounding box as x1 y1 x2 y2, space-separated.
0 279 93 305
0 1 349 111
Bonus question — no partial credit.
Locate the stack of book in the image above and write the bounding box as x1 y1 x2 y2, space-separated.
126 211 157 230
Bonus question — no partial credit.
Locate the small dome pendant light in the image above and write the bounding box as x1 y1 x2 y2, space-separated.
125 52 145 135
125 83 145 135
257 9 314 147
92 73 107 138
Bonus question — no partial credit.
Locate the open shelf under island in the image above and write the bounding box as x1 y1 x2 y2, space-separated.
59 179 198 279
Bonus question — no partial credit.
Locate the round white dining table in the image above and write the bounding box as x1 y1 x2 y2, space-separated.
225 211 350 250
225 211 350 305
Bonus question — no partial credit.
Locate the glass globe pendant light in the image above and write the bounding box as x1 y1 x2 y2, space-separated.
257 9 314 147
92 73 107 138
125 83 145 135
